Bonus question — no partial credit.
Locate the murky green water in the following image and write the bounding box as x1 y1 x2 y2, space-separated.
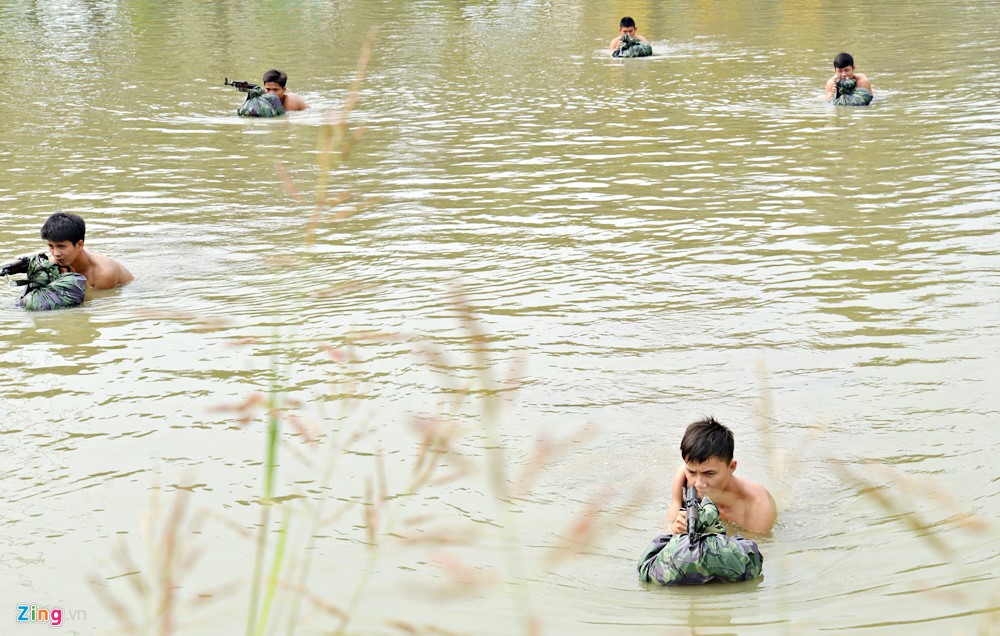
2 1 998 633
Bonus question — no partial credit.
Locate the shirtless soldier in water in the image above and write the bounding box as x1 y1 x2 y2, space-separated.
41 212 133 290
666 417 777 534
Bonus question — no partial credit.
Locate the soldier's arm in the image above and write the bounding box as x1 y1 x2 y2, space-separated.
825 77 837 100
609 36 622 51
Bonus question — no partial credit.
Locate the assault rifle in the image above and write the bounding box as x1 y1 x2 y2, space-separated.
0 253 47 286
225 78 261 93
682 482 700 537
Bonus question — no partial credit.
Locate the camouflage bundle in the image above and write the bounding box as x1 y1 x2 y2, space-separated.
236 86 285 118
16 255 87 311
829 78 873 106
614 34 653 58
637 497 763 585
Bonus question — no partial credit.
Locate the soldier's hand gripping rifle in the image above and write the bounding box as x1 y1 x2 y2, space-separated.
835 77 858 98
615 33 637 57
1 253 47 285
682 482 700 538
1 253 85 310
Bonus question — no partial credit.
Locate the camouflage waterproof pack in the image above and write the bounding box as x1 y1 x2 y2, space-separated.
829 78 873 106
637 497 763 585
15 255 87 311
613 34 653 58
236 86 285 118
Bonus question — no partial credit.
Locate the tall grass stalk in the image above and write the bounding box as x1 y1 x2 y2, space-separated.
328 323 516 635
258 31 377 635
255 510 290 635
283 397 353 635
90 473 210 635
246 384 283 636
306 28 377 245
454 294 534 632
755 360 996 633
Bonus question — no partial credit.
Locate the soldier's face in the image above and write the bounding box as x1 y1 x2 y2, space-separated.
47 239 84 267
834 65 855 81
684 457 736 498
264 82 286 99
619 26 637 37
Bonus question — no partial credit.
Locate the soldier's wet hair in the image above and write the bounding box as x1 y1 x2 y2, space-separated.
680 416 735 465
40 212 85 244
620 16 637 29
263 69 288 88
833 52 855 69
